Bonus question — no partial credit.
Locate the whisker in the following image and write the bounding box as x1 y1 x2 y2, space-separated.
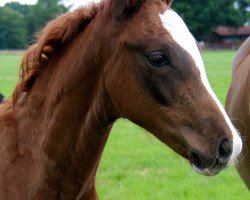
230 117 247 136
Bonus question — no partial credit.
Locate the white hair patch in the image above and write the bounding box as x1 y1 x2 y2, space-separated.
160 9 242 166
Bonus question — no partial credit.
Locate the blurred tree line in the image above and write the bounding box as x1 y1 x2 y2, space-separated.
0 0 67 49
0 0 249 49
172 0 250 41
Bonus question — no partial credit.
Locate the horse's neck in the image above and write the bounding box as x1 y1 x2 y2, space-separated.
17 34 116 194
233 37 250 73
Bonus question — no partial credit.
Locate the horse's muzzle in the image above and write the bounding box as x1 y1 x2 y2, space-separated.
190 138 232 176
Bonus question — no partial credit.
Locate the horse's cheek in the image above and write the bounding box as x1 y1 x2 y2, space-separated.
0 117 18 168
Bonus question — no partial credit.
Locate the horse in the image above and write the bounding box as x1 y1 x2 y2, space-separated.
0 0 242 199
226 36 250 190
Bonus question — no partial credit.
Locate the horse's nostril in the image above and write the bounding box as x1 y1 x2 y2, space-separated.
190 152 207 170
218 139 232 163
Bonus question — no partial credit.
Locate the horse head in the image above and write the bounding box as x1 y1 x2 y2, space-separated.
100 0 242 176
12 0 242 177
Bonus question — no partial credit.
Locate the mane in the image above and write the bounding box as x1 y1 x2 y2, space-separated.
233 36 250 73
12 3 102 105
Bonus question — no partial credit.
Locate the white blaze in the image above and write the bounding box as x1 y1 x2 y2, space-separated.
159 10 242 166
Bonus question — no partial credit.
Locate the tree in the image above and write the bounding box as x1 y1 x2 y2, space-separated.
5 2 30 16
0 0 68 49
0 6 28 49
237 0 250 13
237 0 250 21
25 0 68 41
172 0 246 41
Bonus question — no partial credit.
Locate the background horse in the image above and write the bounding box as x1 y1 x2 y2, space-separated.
226 36 250 190
0 0 242 199
0 93 4 103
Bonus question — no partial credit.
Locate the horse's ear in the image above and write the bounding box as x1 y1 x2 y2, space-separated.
165 0 173 6
113 0 143 21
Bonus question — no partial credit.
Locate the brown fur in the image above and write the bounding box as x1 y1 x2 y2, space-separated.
226 36 250 190
0 0 239 199
13 4 100 104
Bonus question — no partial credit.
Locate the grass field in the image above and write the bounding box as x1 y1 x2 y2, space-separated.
0 51 249 199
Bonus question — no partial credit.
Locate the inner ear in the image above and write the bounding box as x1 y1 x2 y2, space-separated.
165 0 173 6
113 0 143 21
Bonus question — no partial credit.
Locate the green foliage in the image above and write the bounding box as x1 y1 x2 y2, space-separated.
25 0 67 41
0 6 28 49
5 2 30 15
237 0 250 15
237 0 250 23
0 0 248 48
0 0 68 49
172 0 246 41
1 51 250 200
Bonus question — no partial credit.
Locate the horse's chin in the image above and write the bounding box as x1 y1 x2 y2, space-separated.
192 164 221 177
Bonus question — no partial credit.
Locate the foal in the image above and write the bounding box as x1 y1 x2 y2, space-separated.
0 0 242 199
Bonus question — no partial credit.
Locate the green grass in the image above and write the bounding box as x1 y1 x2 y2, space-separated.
0 53 21 96
204 50 236 104
0 50 249 199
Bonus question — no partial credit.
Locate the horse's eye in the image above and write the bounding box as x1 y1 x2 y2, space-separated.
146 52 171 67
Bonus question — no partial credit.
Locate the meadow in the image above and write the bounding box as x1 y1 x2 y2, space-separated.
0 51 249 199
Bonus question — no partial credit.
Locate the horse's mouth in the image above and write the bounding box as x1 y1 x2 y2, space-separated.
191 158 228 176
188 138 234 176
